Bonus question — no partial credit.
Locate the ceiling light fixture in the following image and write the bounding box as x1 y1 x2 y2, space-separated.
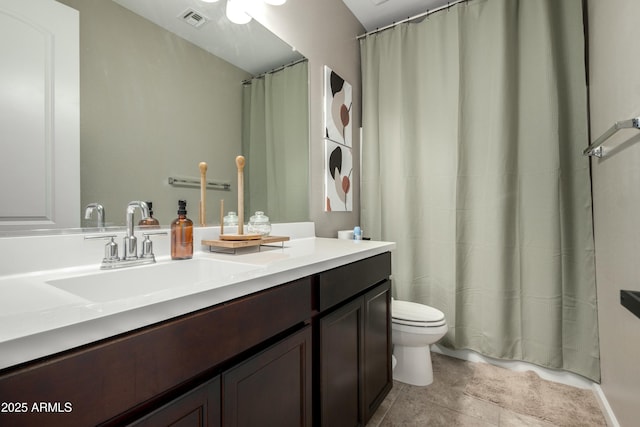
222 0 287 25
226 0 252 24
199 0 220 3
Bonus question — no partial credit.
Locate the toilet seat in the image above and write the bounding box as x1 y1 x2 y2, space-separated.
393 318 447 328
392 300 446 328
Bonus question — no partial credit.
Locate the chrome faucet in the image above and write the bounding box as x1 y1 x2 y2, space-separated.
123 201 150 260
85 200 166 269
84 203 105 228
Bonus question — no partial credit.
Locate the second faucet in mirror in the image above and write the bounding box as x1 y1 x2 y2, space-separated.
84 203 105 228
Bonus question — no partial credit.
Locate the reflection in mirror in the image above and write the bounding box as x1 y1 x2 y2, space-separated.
243 60 309 223
1 0 307 234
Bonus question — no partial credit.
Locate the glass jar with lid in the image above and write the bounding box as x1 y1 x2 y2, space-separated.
248 211 271 236
223 211 239 227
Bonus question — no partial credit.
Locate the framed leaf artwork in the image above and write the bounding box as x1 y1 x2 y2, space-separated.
324 139 353 212
324 66 352 147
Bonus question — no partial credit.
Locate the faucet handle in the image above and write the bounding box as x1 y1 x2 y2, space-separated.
85 235 120 263
140 231 168 260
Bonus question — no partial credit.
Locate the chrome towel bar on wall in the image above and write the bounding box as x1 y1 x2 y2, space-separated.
168 177 231 191
583 117 640 157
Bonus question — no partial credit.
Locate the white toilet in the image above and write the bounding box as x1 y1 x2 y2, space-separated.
391 299 448 386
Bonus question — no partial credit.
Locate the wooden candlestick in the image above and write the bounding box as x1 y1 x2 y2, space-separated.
216 156 259 241
220 199 224 235
236 156 245 235
199 162 207 227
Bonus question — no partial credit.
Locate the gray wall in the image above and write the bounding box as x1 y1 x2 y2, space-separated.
249 0 365 238
588 0 640 425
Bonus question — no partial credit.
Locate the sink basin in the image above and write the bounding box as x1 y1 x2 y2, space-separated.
0 281 90 316
46 258 259 303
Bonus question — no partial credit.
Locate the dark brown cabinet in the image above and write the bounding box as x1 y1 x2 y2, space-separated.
317 253 392 427
318 281 391 427
363 281 393 421
128 326 313 427
223 326 312 427
129 377 221 427
319 297 365 427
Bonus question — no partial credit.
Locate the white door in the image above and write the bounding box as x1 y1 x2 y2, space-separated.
0 0 79 230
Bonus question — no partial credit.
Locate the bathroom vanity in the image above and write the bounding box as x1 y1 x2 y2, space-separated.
0 225 393 426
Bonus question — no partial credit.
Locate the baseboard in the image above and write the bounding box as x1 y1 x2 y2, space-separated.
592 384 621 427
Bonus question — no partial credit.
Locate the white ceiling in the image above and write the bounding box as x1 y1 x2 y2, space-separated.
342 0 452 32
111 0 452 74
113 0 303 75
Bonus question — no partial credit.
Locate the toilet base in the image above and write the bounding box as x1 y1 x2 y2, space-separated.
393 345 434 386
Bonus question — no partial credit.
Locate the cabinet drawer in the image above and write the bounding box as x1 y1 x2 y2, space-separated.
318 252 391 311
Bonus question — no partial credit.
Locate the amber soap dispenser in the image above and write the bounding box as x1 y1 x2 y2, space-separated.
171 200 193 260
138 201 160 228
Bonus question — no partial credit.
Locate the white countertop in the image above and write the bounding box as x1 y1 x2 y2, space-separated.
0 225 394 371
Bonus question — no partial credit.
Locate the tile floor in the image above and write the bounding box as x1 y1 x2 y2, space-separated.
367 353 607 427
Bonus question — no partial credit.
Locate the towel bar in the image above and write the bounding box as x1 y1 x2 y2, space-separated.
583 117 640 157
168 177 230 191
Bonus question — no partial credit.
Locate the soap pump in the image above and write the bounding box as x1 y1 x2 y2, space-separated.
139 201 160 228
171 200 193 260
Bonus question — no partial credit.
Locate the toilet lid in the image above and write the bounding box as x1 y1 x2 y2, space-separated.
392 300 445 324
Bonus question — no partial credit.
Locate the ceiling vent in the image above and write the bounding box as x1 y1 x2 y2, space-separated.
179 8 208 28
369 0 390 5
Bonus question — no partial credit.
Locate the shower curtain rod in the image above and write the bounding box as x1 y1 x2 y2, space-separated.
242 58 308 85
357 0 469 40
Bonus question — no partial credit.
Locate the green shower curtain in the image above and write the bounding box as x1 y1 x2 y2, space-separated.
360 0 600 381
242 60 309 222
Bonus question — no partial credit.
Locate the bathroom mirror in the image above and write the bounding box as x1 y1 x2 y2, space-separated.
2 0 308 234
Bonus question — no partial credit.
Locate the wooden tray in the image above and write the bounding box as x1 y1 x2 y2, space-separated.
218 233 262 241
202 235 290 250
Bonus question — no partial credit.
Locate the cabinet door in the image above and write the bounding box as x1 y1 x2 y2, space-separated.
363 280 392 422
223 326 312 427
129 376 220 427
319 297 365 427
